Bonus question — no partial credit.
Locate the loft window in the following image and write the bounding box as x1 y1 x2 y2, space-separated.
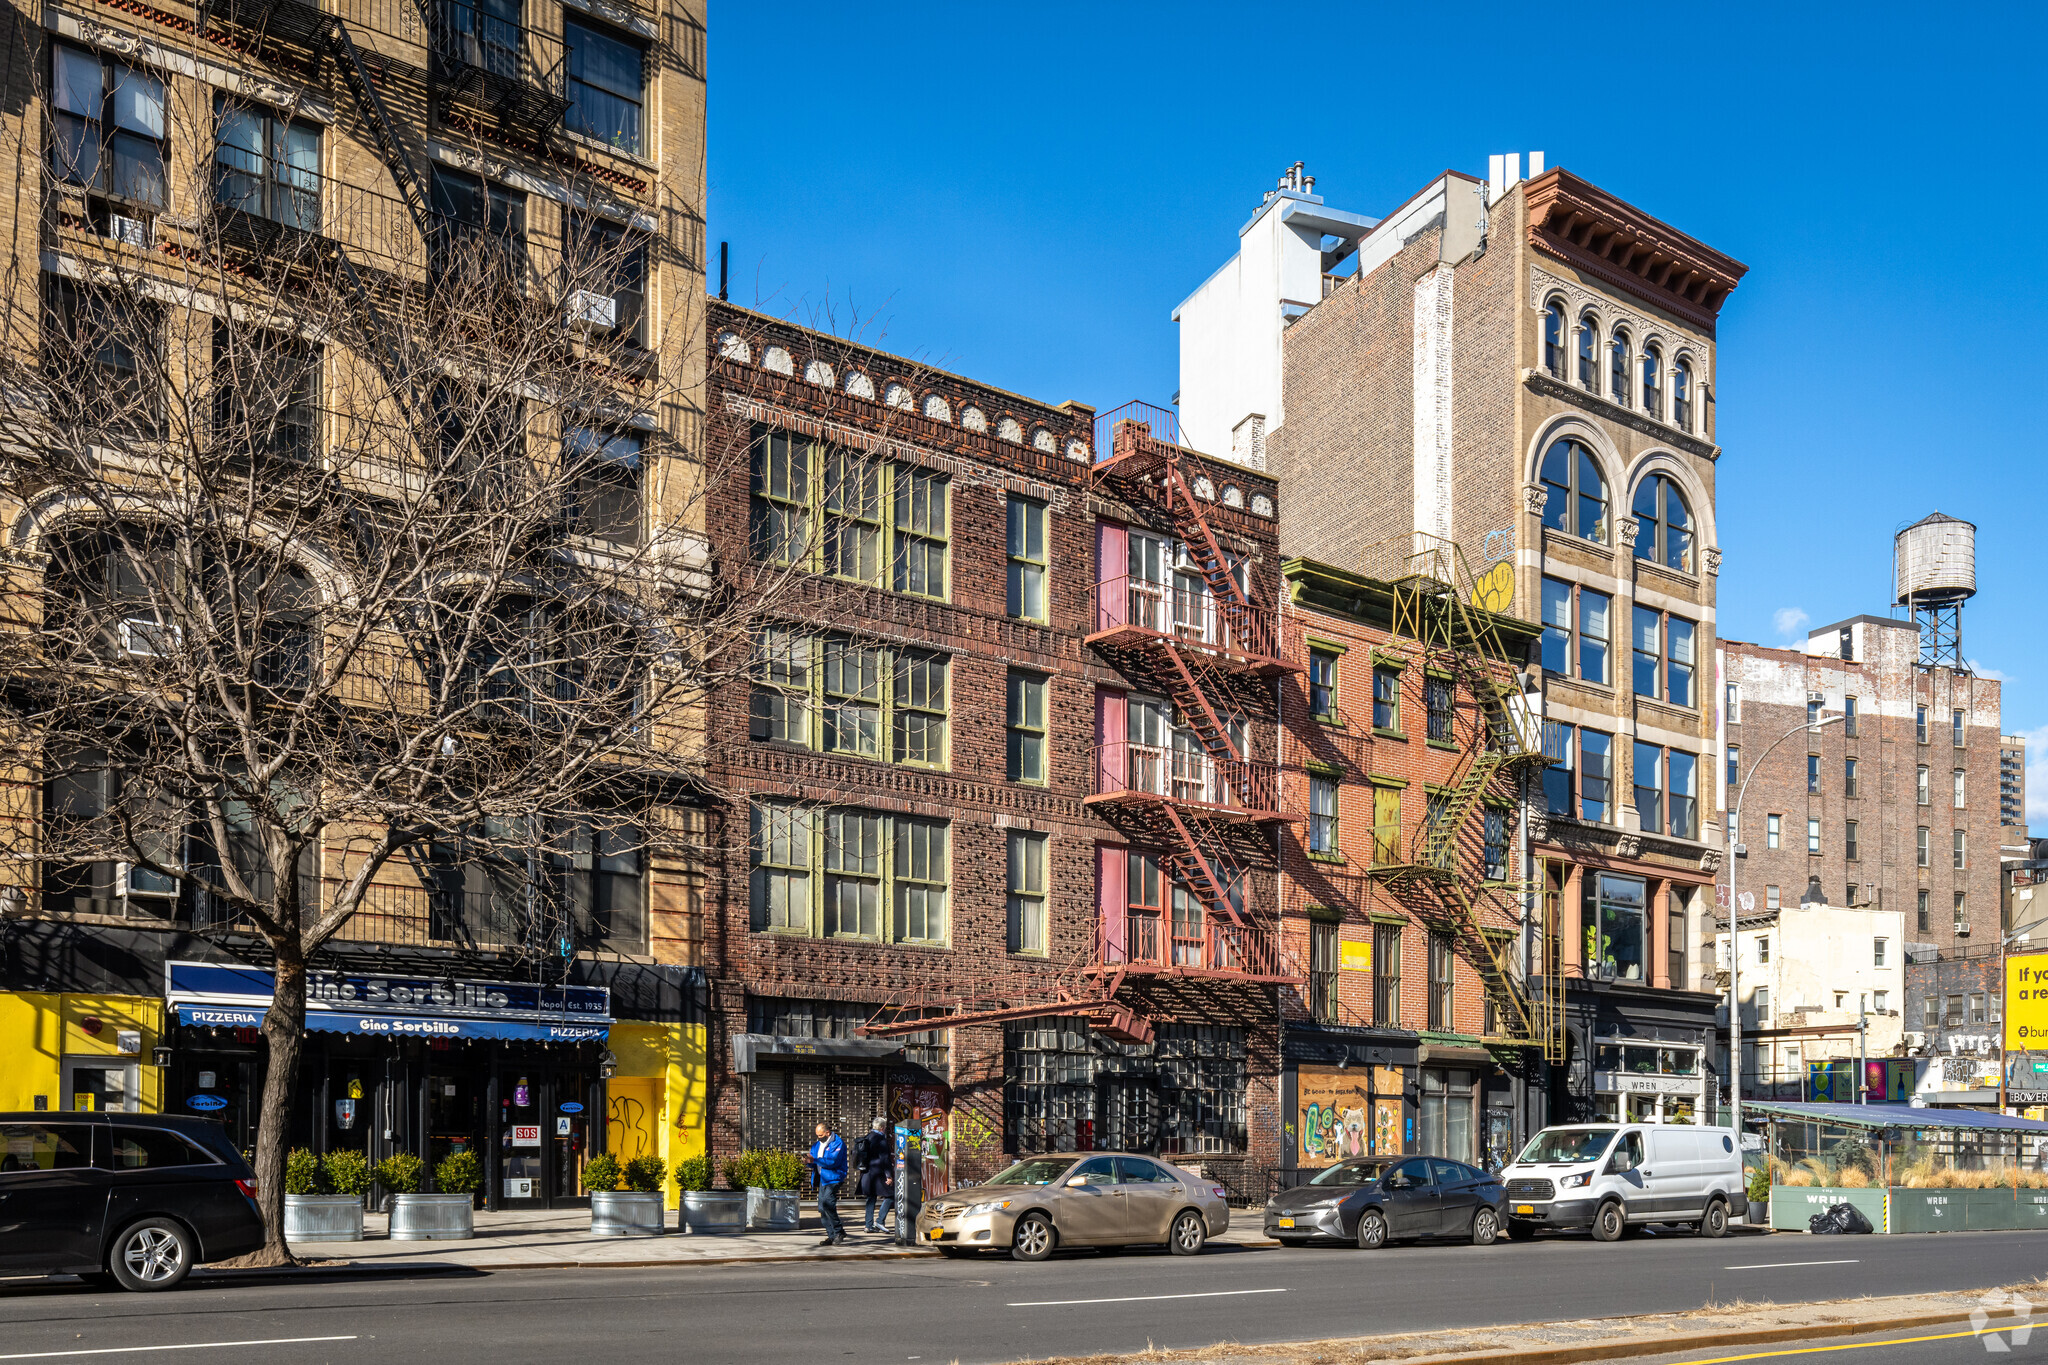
1634 741 1664 835
1007 831 1047 954
51 43 167 212
563 425 643 545
564 213 647 347
1576 313 1598 389
1847 819 1860 862
1542 721 1574 817
1641 344 1663 417
213 98 319 230
1844 694 1859 736
437 0 521 77
1483 806 1509 881
1581 729 1613 823
1006 670 1046 783
1916 705 1928 744
749 428 949 597
43 276 162 433
1807 753 1821 794
1308 648 1338 723
1425 674 1453 742
212 323 320 465
1952 709 1966 747
1308 773 1339 855
1727 745 1740 786
1673 357 1694 429
1632 606 1662 699
1578 588 1611 685
427 166 526 288
1006 496 1047 620
1630 473 1694 572
564 17 645 155
1372 665 1401 731
1609 329 1631 404
1538 438 1608 543
1543 300 1565 376
1845 757 1859 798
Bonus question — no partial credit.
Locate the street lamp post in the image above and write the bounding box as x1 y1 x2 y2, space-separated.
1727 714 1844 1133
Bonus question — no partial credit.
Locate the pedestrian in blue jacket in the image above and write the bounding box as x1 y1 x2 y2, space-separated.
808 1123 848 1246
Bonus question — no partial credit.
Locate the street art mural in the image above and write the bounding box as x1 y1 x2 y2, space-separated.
1297 1065 1408 1165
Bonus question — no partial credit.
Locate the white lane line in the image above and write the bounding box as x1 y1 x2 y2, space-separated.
1722 1259 1861 1270
0 1337 357 1360
1009 1288 1287 1308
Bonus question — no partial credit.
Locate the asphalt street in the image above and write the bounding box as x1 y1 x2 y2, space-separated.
3 1228 2048 1365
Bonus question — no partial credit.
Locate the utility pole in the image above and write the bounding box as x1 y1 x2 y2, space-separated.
1727 714 1844 1132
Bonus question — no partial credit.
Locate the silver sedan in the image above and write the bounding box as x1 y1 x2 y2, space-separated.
916 1152 1231 1261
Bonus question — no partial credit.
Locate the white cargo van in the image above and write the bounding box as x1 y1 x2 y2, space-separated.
1499 1124 1748 1241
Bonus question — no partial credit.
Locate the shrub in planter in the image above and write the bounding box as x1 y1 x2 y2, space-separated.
581 1153 622 1194
622 1156 666 1194
672 1154 712 1193
375 1152 425 1196
286 1148 328 1197
723 1148 807 1192
436 1151 481 1198
1747 1165 1771 1206
325 1149 373 1202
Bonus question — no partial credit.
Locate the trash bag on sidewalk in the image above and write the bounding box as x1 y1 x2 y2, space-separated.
1808 1202 1874 1234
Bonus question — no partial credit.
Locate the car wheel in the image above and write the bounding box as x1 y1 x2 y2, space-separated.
1169 1210 1206 1256
1698 1198 1729 1239
1590 1201 1625 1243
1355 1208 1388 1250
1505 1218 1538 1242
1470 1207 1500 1246
108 1219 194 1292
1011 1213 1055 1262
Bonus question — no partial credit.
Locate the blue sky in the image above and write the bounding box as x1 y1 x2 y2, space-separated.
706 3 2048 828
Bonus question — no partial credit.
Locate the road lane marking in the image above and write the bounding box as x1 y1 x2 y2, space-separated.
1676 1327 1990 1363
1722 1260 1862 1270
0 1337 357 1360
1009 1288 1287 1307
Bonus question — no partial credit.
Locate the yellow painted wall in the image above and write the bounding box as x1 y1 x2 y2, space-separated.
604 1019 707 1208
0 992 164 1113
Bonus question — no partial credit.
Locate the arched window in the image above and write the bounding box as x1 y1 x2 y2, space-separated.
997 416 1023 443
960 405 987 432
803 358 834 387
1538 438 1607 543
1577 315 1598 390
1609 330 1630 405
1543 300 1565 377
883 381 912 410
1673 358 1694 430
1640 345 1662 418
716 331 750 364
844 371 875 400
762 345 793 376
1631 472 1694 572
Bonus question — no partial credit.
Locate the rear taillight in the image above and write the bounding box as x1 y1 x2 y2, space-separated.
1213 1187 1228 1198
235 1178 259 1200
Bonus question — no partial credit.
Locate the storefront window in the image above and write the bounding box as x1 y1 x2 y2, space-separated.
1419 1067 1475 1163
1583 873 1647 980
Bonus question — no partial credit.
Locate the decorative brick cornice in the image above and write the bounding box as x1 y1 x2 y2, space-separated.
1523 370 1720 461
1523 168 1747 330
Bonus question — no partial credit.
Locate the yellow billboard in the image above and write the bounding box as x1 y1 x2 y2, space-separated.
2004 952 2048 1051
1339 939 1372 972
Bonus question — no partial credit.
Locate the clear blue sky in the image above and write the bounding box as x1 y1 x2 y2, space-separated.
706 2 2048 830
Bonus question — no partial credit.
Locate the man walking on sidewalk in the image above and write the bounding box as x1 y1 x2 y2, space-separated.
854 1117 893 1233
809 1123 848 1246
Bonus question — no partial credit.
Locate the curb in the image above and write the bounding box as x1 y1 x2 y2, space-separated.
1393 1311 1981 1365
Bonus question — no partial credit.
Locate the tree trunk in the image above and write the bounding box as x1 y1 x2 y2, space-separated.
247 949 308 1266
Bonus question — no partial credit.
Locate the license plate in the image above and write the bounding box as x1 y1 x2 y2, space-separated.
1515 1205 1535 1215
1277 1217 1295 1228
926 1227 943 1240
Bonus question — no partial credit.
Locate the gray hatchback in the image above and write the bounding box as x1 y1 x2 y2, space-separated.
1264 1156 1507 1249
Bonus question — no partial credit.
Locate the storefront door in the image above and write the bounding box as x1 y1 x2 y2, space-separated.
61 1057 139 1113
496 1069 595 1207
426 1067 484 1177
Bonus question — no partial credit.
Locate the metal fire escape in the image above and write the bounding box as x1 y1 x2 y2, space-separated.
1355 535 1564 1063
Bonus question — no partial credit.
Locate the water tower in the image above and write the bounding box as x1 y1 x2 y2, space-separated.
1894 512 1977 668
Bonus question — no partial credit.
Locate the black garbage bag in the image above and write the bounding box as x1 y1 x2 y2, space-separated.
1808 1202 1874 1234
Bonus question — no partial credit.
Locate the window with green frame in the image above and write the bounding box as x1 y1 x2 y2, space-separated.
1372 665 1401 732
748 426 949 598
749 628 948 768
750 800 949 944
1308 648 1339 723
1006 669 1047 782
1007 495 1047 620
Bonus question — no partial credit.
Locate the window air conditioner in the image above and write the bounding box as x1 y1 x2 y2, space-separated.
107 213 151 248
565 289 617 329
1808 691 1826 703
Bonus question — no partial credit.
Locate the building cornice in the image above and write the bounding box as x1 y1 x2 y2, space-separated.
1522 169 1747 331
1523 370 1721 462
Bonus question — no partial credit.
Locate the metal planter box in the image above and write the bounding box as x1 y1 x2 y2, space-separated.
746 1187 799 1232
590 1191 667 1238
681 1190 746 1234
1768 1186 1887 1232
389 1193 476 1240
1887 1189 1957 1233
284 1194 364 1243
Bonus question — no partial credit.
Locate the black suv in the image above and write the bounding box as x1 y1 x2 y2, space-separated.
0 1112 266 1290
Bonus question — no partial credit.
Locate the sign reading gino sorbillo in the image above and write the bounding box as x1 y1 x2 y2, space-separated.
2005 951 2048 1052
165 960 610 1042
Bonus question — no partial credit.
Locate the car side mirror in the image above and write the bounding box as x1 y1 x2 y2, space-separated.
1066 1176 1089 1188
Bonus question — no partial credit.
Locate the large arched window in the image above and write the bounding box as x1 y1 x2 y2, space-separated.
1640 345 1663 419
1673 358 1694 430
1543 300 1565 377
1577 315 1598 390
1539 438 1608 543
1609 330 1631 405
1631 472 1694 572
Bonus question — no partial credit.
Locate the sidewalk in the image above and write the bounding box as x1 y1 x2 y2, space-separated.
271 1207 1279 1272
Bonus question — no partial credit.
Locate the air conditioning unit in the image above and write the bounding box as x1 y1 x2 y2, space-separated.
1808 691 1826 703
564 289 617 328
107 213 151 248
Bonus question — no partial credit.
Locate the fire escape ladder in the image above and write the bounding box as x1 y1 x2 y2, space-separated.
1157 803 1245 929
1160 642 1243 767
322 19 437 241
1158 453 1271 659
1416 751 1504 871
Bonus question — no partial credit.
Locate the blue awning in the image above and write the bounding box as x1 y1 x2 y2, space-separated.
1742 1100 2048 1136
173 1002 608 1043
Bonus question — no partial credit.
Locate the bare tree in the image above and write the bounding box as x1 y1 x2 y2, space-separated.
0 38 782 1260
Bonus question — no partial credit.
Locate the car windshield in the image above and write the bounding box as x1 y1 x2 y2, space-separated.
984 1157 1077 1186
1307 1161 1387 1187
1517 1128 1617 1164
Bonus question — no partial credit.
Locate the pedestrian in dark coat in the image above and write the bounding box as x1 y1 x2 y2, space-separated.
854 1117 893 1232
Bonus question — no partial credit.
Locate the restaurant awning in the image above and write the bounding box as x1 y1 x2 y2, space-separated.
172 1002 609 1042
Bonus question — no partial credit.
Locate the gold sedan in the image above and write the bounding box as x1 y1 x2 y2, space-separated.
916 1152 1230 1261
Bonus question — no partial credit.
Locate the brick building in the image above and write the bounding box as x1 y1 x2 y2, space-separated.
702 304 1297 1190
1719 615 2007 1103
2002 735 2029 847
1275 555 1547 1172
0 0 713 1207
1177 158 1744 1125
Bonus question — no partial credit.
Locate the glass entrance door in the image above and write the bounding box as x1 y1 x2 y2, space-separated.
427 1068 483 1182
548 1070 591 1202
498 1072 545 1204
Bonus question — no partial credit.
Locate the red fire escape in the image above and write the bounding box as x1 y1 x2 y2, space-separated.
862 411 1300 1048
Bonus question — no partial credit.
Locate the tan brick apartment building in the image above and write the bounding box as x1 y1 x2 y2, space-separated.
1177 158 1746 1126
0 0 712 1208
702 306 1299 1190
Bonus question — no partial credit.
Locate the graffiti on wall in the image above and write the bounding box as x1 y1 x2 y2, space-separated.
888 1073 951 1197
1298 1065 1407 1164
